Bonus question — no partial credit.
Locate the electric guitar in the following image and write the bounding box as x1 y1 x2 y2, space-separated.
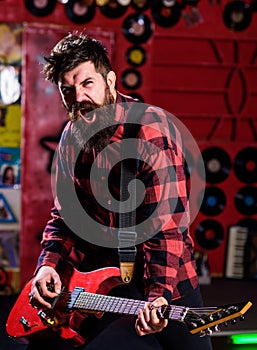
6 264 252 346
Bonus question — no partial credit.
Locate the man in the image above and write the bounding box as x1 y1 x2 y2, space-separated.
27 32 213 350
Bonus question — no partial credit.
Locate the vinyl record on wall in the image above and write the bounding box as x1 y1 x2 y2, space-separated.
121 68 142 89
199 186 226 216
126 46 147 67
25 0 57 17
198 147 231 184
237 217 257 230
151 0 181 28
122 13 153 44
131 0 150 11
195 219 224 250
65 0 96 24
99 0 129 18
234 147 257 184
235 186 257 215
223 0 252 32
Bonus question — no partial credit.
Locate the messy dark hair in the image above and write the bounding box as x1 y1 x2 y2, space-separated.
43 31 113 85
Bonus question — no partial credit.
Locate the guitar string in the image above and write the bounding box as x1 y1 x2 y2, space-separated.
58 290 220 313
65 290 222 317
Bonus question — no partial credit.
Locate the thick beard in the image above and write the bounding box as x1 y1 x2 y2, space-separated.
70 88 116 153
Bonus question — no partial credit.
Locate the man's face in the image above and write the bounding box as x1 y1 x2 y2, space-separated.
58 61 116 121
58 61 117 152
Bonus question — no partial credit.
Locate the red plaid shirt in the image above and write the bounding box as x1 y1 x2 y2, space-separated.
38 92 199 303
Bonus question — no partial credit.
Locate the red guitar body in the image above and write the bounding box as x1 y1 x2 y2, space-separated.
6 265 122 346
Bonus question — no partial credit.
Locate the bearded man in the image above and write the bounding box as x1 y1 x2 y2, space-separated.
26 32 213 350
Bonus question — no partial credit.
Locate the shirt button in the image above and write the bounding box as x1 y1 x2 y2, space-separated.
107 200 112 205
101 176 105 181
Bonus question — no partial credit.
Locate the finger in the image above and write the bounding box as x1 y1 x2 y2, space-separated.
36 280 55 298
136 310 152 334
150 308 160 325
52 274 62 294
149 298 169 330
142 302 151 323
151 297 168 308
29 288 52 309
45 270 62 295
38 274 61 298
138 304 160 331
135 317 150 336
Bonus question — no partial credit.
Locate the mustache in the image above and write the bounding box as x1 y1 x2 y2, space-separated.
71 101 100 111
68 101 100 122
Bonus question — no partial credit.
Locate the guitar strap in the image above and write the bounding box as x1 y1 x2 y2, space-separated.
118 102 147 283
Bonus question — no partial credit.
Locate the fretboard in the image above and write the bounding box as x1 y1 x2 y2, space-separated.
69 289 190 322
72 291 146 316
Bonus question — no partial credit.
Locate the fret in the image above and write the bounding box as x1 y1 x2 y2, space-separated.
125 299 144 315
103 296 115 312
113 297 124 313
123 299 134 314
128 300 144 315
108 298 117 313
168 306 176 319
118 297 129 314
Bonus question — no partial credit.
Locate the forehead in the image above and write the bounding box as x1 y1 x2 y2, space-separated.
61 61 100 84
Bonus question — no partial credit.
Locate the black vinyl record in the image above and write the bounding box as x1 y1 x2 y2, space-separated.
199 186 226 216
195 219 224 250
25 0 57 17
198 147 231 184
122 13 153 44
234 147 257 184
235 186 257 215
121 68 142 90
126 46 147 67
151 0 181 28
223 0 252 32
237 217 257 231
99 0 129 18
131 0 150 11
65 0 96 24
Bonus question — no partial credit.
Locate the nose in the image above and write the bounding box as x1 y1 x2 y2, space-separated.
75 86 86 102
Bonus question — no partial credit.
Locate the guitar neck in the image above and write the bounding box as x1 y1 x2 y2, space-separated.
69 288 253 331
70 288 189 322
71 289 147 316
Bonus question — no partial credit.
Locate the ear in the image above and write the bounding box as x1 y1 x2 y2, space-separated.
106 70 116 94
